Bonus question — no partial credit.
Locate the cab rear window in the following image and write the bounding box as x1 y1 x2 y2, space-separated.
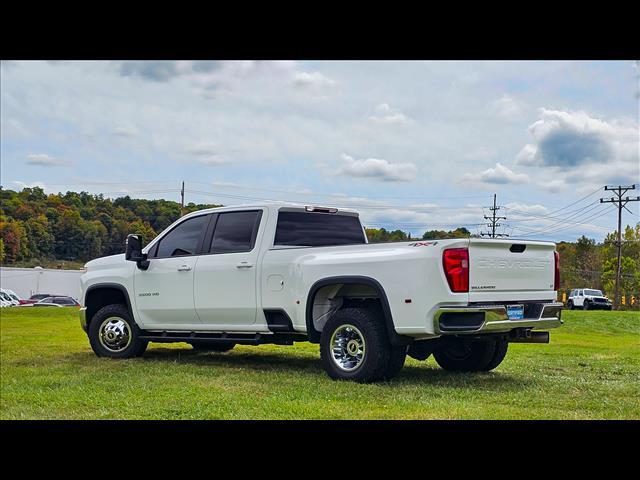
274 211 365 247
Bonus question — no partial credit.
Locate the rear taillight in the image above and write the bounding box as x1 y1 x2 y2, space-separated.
443 248 469 293
554 251 560 291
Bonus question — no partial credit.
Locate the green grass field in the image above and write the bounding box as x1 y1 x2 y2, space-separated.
1 307 638 419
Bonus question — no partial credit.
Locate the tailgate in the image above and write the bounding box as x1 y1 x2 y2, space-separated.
468 239 556 302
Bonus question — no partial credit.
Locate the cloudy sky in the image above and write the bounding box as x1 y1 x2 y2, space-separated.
1 60 638 241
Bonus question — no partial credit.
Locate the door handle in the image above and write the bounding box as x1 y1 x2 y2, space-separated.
177 264 192 271
236 261 253 269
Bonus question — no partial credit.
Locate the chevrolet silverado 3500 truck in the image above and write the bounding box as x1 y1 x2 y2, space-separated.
79 203 562 382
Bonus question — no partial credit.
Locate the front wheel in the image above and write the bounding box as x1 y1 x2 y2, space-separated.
320 308 399 383
567 301 574 310
583 301 590 310
88 304 148 359
433 337 505 372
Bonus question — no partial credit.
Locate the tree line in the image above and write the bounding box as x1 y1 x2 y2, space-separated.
0 187 218 265
1 187 638 305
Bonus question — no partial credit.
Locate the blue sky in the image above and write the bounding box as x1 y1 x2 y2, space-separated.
1 60 638 241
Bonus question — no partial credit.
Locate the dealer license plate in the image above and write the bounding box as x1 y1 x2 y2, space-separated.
507 305 524 320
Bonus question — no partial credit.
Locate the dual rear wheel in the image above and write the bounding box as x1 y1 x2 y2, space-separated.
319 307 509 382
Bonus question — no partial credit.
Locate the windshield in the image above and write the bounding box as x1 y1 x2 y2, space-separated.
584 289 603 296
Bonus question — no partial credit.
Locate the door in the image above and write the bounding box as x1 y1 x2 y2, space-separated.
194 210 263 328
575 290 584 307
134 214 210 328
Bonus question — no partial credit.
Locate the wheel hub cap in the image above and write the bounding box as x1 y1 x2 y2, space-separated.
99 317 132 353
330 324 366 372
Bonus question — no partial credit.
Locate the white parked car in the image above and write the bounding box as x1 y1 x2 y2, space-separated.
1 288 22 306
79 203 563 382
0 290 19 307
567 289 612 310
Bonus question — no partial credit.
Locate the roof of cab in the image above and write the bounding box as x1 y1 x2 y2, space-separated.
181 202 360 218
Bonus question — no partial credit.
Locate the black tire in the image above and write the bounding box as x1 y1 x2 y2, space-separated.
383 346 408 380
482 339 509 371
433 337 497 372
320 307 397 383
567 301 574 310
407 340 436 361
190 342 235 352
583 301 590 310
88 304 148 359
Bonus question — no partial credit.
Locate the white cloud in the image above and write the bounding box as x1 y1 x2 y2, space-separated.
114 60 337 96
292 71 336 89
369 103 412 125
337 154 417 182
492 94 523 119
515 144 537 166
462 162 529 186
514 109 639 189
25 153 70 167
515 109 636 168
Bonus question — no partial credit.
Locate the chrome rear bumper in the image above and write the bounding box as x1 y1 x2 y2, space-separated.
434 302 563 335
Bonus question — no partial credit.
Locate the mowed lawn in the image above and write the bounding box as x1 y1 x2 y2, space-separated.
1 307 638 419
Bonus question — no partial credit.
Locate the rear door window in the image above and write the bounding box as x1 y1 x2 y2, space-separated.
209 211 262 254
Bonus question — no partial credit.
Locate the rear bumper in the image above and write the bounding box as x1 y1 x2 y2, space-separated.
79 307 88 333
434 302 563 335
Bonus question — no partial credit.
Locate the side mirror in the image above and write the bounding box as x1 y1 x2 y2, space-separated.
126 234 150 270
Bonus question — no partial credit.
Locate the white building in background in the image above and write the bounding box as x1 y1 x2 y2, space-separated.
0 267 83 300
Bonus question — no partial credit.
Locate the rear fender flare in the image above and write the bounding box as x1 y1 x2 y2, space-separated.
305 275 410 345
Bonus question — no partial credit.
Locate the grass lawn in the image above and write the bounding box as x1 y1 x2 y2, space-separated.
1 307 638 419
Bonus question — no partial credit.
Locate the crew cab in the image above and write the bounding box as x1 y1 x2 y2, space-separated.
79 203 563 382
567 289 612 310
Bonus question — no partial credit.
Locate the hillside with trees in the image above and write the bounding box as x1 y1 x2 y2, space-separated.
0 187 219 266
1 187 638 305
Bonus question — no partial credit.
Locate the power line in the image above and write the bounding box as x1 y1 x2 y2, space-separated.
600 184 640 309
502 187 603 217
504 206 612 231
512 206 612 239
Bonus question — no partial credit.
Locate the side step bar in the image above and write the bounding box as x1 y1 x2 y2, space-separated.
138 330 306 346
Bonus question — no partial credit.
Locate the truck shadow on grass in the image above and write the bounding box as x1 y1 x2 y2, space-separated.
135 347 528 390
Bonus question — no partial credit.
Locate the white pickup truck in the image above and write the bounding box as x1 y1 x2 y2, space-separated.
79 203 563 382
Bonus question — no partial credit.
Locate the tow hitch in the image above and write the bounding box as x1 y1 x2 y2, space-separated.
508 328 549 344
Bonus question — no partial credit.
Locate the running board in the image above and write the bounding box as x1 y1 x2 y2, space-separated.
139 330 306 345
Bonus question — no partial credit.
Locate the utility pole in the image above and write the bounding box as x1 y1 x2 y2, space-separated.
180 180 185 216
600 185 639 309
481 194 509 238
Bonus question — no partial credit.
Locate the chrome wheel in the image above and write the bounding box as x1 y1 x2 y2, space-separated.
330 324 366 371
98 316 132 353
